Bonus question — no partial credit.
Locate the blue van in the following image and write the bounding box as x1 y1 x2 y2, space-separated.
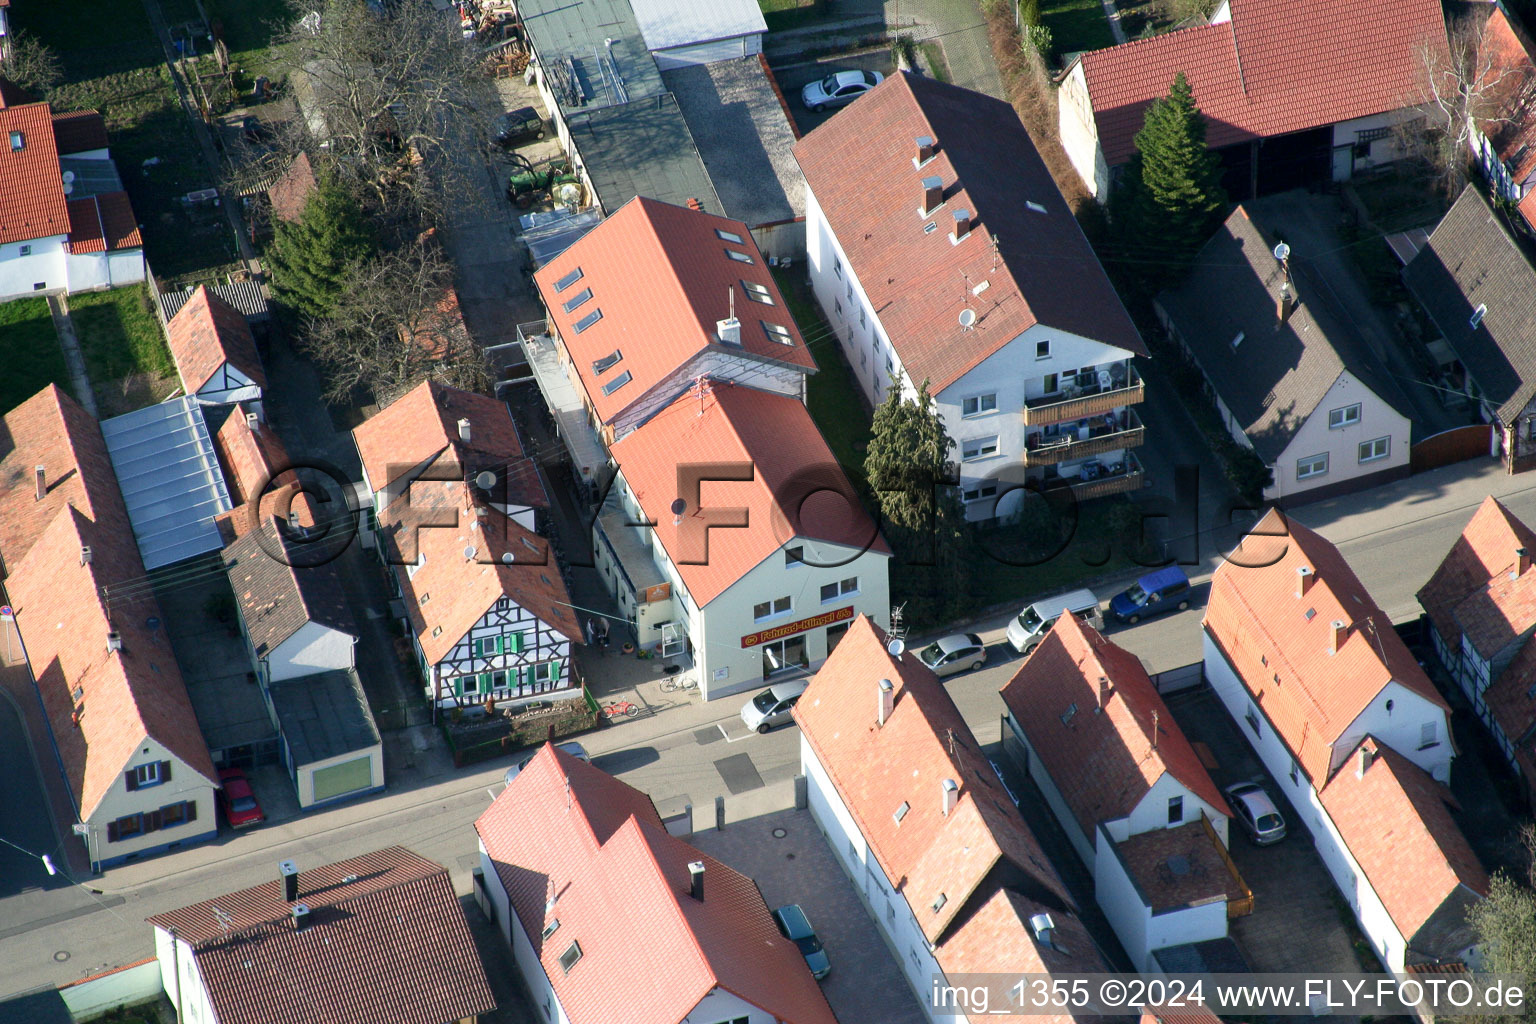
1109 566 1192 624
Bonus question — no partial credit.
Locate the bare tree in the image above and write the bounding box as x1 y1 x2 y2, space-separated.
269 0 489 228
299 234 489 405
1405 12 1536 198
1 30 63 98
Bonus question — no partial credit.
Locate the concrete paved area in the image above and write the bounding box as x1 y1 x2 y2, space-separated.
772 50 897 137
0 689 70 899
45 295 97 419
690 808 927 1024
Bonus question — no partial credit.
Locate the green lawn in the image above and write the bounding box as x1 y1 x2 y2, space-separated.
205 0 293 80
70 286 175 387
1040 0 1116 53
0 298 71 415
773 268 873 476
919 42 952 84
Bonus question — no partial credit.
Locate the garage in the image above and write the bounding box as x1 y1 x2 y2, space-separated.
629 0 765 69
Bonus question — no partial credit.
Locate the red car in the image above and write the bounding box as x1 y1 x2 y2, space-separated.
217 768 265 828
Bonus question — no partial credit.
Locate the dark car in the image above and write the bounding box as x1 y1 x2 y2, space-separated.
772 904 831 980
493 106 546 148
217 768 265 829
1109 565 1191 624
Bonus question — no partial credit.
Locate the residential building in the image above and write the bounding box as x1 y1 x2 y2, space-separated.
793 72 1148 520
1156 206 1412 504
164 285 266 413
1404 185 1536 472
1001 614 1248 971
0 88 144 298
150 847 497 1024
796 615 1118 1024
1419 495 1536 809
1469 2 1536 235
601 381 889 698
212 403 292 511
0 385 217 869
1057 0 1447 199
629 0 765 68
1204 510 1487 971
475 742 838 1024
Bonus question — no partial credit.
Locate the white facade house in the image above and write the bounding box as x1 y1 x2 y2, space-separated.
794 73 1148 520
1204 512 1487 972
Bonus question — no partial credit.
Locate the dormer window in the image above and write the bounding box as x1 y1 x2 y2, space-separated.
555 267 583 291
574 308 603 333
592 350 622 374
562 288 593 313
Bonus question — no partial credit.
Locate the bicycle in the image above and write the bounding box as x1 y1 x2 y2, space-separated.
661 676 698 693
600 699 640 719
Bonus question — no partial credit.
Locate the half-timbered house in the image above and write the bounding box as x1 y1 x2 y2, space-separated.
165 285 266 412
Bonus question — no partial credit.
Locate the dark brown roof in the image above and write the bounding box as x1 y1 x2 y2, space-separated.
1157 205 1406 461
50 109 109 154
222 517 355 656
1404 185 1536 424
147 846 497 1024
792 72 1143 393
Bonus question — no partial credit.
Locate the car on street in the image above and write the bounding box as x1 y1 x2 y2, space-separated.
1225 782 1287 845
801 70 884 112
493 106 547 148
916 633 988 678
1109 566 1192 624
217 768 265 829
1005 589 1102 654
504 741 591 784
772 904 831 980
740 679 809 734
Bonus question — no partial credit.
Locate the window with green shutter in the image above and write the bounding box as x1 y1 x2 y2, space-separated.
504 632 524 653
475 635 502 658
477 672 492 692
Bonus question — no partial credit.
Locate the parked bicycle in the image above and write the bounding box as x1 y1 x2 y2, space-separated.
600 699 640 719
660 676 698 693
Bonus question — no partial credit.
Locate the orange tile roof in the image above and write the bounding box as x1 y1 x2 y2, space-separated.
1418 496 1536 650
1000 613 1229 838
1482 642 1536 780
1111 820 1247 912
793 72 1144 393
531 196 816 427
0 102 68 245
1318 739 1487 943
476 744 838 1024
50 109 109 154
1075 0 1447 167
382 481 578 664
608 382 886 606
93 190 141 251
1141 1004 1223 1024
166 285 266 394
796 616 1076 946
351 380 546 510
267 151 317 224
213 407 293 507
1205 508 1448 785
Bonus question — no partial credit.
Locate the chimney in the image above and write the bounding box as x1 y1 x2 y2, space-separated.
1277 285 1296 325
914 134 936 166
291 903 311 932
288 509 301 530
920 176 943 216
878 677 894 726
940 778 959 817
1096 675 1112 710
687 860 705 901
686 197 703 212
1330 620 1348 655
80 545 92 566
246 411 260 430
457 417 472 443
1355 745 1374 779
106 631 123 653
34 465 45 501
1295 566 1313 599
950 209 972 243
280 859 299 902
715 317 741 345
1516 548 1531 581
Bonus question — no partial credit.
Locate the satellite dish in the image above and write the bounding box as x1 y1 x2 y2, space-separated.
501 552 514 564
1272 242 1291 262
475 470 496 489
463 545 477 561
670 498 687 516
62 183 73 195
888 638 906 658
958 308 977 329
62 171 75 184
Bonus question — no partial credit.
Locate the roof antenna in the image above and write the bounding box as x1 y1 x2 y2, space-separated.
1151 709 1159 750
990 234 1001 274
694 374 710 416
728 284 735 322
211 905 234 943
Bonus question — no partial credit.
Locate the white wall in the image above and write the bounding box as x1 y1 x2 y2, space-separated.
652 33 762 69
1336 684 1453 784
687 987 782 1023
1123 773 1230 847
154 927 220 1024
1331 108 1420 181
267 621 356 682
195 364 262 407
0 234 66 298
91 737 217 867
479 839 574 1024
1267 372 1410 502
1057 62 1108 199
1004 712 1096 866
294 744 382 809
64 249 146 293
610 347 808 441
61 959 163 1022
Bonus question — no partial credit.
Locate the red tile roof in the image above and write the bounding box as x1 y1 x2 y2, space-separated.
351 379 546 510
1479 7 1536 225
1074 0 1448 167
1141 1003 1223 1024
51 109 109 154
1000 613 1229 839
223 515 356 656
1111 820 1247 912
1205 508 1449 785
1318 739 1487 944
65 192 142 254
267 151 317 224
0 102 68 245
214 407 293 507
532 196 817 427
793 72 1144 393
148 846 497 1024
608 382 886 606
166 285 266 395
796 616 1077 943
1418 496 1536 650
476 744 838 1024
383 481 579 663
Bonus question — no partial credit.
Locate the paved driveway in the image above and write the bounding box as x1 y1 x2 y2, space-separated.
0 691 66 898
770 51 896 137
690 808 927 1024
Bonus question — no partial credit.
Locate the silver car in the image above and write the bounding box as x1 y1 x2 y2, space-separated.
1225 782 1287 845
916 633 988 678
801 70 884 112
504 741 591 784
740 679 809 734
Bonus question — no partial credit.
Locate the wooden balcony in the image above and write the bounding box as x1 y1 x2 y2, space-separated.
1064 453 1145 501
1023 411 1144 467
1022 364 1144 426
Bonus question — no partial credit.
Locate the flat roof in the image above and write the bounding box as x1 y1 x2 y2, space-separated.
1111 821 1247 913
268 669 380 767
567 93 722 215
630 0 765 52
100 396 232 570
664 59 803 228
58 156 123 199
517 0 665 113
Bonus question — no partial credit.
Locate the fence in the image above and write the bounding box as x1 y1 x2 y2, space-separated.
441 686 600 768
1149 662 1204 694
1410 423 1493 475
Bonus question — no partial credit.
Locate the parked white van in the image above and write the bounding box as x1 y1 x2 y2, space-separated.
1005 589 1103 653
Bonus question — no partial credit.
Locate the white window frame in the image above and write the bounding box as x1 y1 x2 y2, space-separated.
1296 453 1329 480
961 436 999 461
962 482 998 503
1035 340 1050 360
753 596 792 622
1328 404 1362 429
819 577 859 603
133 762 161 787
961 393 997 417
715 228 744 244
1357 436 1390 463
742 280 773 305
